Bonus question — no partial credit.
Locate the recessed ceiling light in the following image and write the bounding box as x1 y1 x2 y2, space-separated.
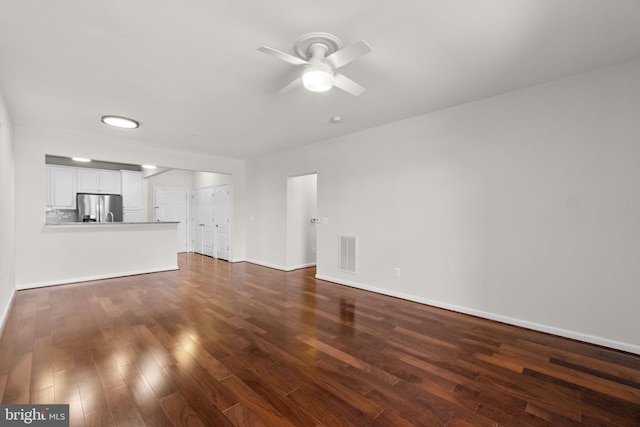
71 157 91 162
330 116 343 123
142 164 157 170
101 115 139 129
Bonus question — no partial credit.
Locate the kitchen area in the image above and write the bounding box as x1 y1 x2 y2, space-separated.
45 155 149 224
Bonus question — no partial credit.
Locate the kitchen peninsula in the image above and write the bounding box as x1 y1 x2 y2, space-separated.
45 221 179 226
28 220 181 290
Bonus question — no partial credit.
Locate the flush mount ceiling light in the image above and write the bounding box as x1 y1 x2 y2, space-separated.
258 33 372 96
71 157 91 162
101 115 139 129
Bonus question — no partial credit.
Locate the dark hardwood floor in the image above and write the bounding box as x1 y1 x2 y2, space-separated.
1 253 639 426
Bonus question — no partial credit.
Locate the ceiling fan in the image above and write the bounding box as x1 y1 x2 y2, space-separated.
258 32 372 96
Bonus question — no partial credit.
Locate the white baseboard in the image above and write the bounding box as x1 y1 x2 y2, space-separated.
245 259 316 272
287 262 317 271
315 274 640 356
16 265 179 290
0 287 17 337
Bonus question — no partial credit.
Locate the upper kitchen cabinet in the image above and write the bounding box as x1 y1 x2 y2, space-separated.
121 170 143 211
77 169 122 194
46 165 77 209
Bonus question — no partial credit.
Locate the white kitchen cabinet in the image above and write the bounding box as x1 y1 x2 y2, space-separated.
46 165 77 209
76 169 99 193
121 170 144 221
121 171 143 210
123 210 143 222
77 169 121 194
100 170 121 193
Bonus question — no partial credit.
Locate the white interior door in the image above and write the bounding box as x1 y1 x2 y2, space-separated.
193 189 204 254
203 188 215 257
154 187 188 252
193 187 215 257
214 184 230 260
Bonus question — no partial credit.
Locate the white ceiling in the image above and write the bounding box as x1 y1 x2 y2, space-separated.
1 0 640 159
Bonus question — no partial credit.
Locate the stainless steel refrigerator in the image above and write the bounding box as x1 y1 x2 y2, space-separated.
77 193 123 222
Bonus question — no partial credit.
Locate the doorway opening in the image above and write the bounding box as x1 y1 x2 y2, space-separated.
286 173 318 269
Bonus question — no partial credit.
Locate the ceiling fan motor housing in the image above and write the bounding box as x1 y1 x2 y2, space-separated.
299 36 340 92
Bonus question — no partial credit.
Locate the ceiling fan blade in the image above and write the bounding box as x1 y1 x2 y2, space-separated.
257 46 309 66
279 76 303 94
333 73 366 96
325 40 372 69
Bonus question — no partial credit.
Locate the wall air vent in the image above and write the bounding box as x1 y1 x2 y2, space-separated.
339 234 357 273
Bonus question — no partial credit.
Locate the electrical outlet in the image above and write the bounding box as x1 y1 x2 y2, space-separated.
394 267 401 277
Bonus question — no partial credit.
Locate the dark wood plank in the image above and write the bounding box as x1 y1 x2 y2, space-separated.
53 368 85 427
232 368 318 426
159 392 205 427
162 363 235 426
117 362 173 427
2 352 32 403
223 402 269 427
102 383 146 426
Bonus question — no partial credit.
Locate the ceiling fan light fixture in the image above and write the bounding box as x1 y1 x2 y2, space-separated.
302 66 334 92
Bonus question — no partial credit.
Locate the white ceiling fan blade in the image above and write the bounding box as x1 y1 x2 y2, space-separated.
279 76 303 94
325 40 372 69
257 46 309 66
333 73 366 96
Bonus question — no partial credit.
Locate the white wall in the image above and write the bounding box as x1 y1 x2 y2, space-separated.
192 171 231 189
14 126 247 287
0 88 15 331
246 59 640 354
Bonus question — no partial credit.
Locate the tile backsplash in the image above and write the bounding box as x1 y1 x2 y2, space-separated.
46 209 78 223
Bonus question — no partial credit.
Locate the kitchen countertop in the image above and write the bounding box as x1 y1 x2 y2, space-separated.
45 221 180 226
